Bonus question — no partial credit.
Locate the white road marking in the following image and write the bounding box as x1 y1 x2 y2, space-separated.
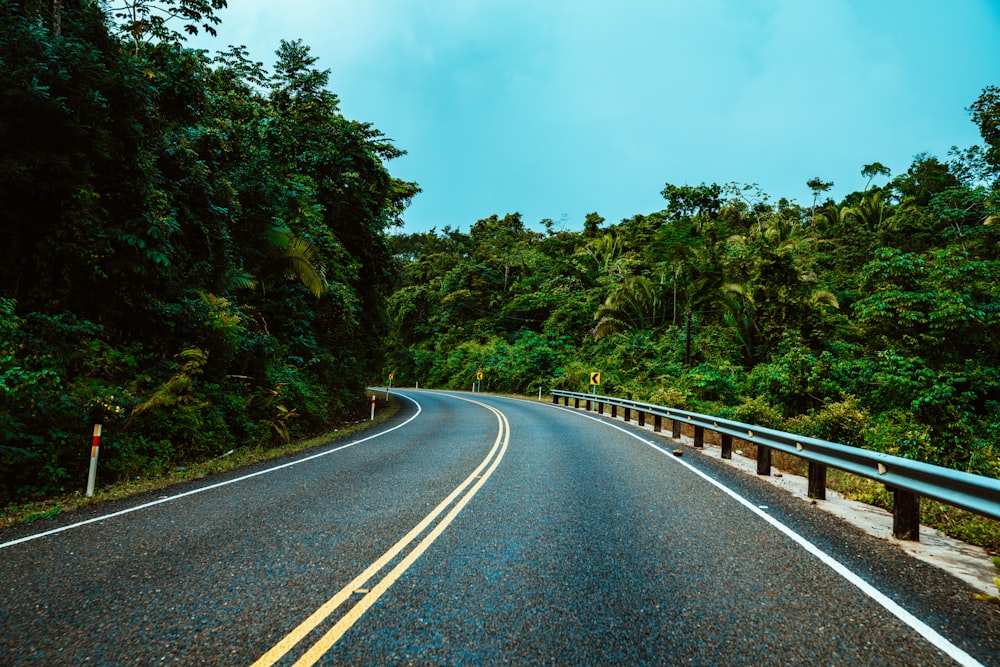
551 403 985 667
0 395 423 550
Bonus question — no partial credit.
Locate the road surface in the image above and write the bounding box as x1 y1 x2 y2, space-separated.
1 390 997 665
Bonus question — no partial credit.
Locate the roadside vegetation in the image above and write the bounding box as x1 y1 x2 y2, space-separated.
1 2 997 556
1 393 400 530
1 1 416 507
385 91 1000 553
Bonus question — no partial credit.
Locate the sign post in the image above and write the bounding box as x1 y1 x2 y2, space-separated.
387 373 394 401
86 424 102 497
476 371 484 393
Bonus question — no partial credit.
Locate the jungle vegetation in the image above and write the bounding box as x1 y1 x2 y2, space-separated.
0 0 417 504
386 91 1000 483
2 0 998 512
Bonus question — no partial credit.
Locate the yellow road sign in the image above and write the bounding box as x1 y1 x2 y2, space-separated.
388 373 394 381
590 372 601 385
476 371 484 381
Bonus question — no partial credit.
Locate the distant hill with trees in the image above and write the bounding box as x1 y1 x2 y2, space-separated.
386 87 1000 481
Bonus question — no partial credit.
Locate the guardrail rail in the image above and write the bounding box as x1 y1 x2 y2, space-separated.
551 390 1000 541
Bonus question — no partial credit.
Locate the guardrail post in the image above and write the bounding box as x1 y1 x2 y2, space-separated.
624 407 631 422
756 445 771 475
671 419 680 438
611 405 617 418
892 488 921 541
586 398 592 411
721 433 732 459
552 394 558 404
574 397 580 408
653 415 662 433
808 462 827 500
638 411 645 427
598 402 604 415
693 426 704 447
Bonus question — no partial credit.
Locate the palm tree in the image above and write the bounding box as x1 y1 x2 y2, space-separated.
808 289 839 309
842 191 892 233
812 201 850 235
719 282 758 367
592 275 666 339
582 232 625 282
228 226 328 298
264 228 328 298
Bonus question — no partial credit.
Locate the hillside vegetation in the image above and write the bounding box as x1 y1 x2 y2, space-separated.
2 1 997 512
0 1 417 504
386 89 1000 481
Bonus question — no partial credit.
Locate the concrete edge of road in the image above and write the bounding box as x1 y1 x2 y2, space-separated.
521 394 1000 598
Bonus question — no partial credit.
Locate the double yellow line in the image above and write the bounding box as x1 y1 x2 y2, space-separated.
251 396 510 667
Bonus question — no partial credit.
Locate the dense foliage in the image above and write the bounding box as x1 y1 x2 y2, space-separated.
386 91 1000 479
0 0 417 503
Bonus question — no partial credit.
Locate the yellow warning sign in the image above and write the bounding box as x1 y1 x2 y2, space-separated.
590 372 601 385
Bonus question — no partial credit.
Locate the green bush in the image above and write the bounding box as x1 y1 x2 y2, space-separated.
785 396 870 448
724 395 785 429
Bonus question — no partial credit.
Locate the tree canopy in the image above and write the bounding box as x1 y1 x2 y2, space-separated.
0 0 416 503
2 1 998 506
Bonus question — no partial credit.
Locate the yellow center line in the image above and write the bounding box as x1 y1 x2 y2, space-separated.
250 396 510 667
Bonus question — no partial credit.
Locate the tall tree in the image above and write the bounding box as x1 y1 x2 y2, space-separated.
968 85 1000 180
806 177 834 217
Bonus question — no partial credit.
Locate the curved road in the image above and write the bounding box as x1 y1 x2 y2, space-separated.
1 391 997 665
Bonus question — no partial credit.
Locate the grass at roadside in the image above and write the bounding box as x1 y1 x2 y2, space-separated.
0 393 401 531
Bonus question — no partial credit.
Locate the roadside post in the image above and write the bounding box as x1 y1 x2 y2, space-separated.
370 394 376 421
387 373 393 401
86 424 102 497
590 371 601 395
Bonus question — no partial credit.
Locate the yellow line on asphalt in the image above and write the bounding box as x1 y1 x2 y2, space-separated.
250 396 510 667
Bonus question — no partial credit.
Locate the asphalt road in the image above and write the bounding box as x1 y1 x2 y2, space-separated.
1 390 997 666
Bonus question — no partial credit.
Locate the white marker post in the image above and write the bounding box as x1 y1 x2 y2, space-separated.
370 394 376 421
86 424 102 497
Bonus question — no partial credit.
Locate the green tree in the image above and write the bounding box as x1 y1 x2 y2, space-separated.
968 85 1000 180
593 275 670 339
806 177 834 217
861 162 891 190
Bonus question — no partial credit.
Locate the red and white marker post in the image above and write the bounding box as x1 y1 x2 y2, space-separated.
370 394 376 421
86 424 102 497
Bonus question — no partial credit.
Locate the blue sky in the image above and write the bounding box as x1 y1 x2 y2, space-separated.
190 1 1000 234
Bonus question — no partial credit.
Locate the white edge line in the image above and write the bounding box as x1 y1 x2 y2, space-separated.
551 404 984 667
1 394 423 550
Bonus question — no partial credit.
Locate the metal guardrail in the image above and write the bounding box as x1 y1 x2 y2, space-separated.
551 390 1000 540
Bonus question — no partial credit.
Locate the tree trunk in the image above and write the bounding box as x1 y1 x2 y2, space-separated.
51 0 63 37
